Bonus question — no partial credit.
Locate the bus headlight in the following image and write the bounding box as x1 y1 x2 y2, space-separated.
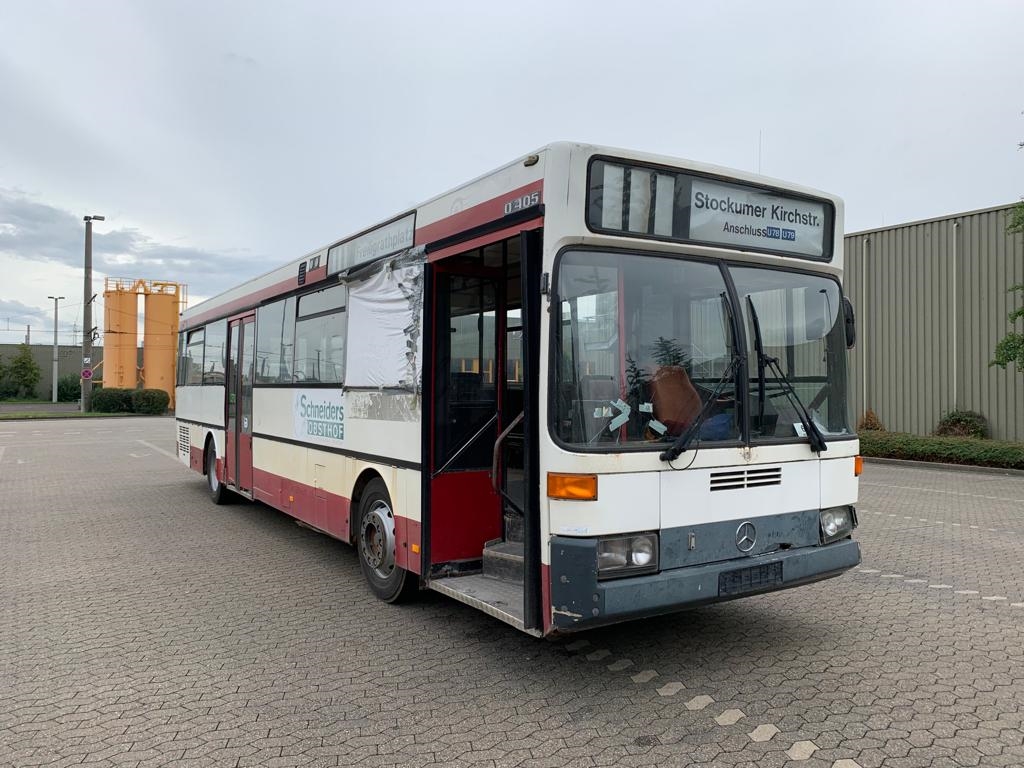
597 533 659 579
820 506 854 544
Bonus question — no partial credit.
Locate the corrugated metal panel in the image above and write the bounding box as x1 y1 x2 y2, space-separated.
845 205 1024 442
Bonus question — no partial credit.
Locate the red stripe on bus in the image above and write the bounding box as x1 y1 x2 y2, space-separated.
426 219 544 263
541 563 552 635
249 467 421 575
182 275 297 330
415 180 543 247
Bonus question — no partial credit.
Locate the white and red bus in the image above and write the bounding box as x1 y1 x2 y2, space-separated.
176 142 861 636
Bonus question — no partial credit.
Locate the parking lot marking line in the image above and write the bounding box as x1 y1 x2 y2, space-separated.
656 682 685 697
955 590 980 595
904 579 927 584
631 670 657 684
786 740 818 761
137 439 179 462
684 695 714 711
1011 603 1024 608
982 595 1008 601
862 481 1024 504
748 724 779 742
714 708 744 726
928 584 953 589
0 446 5 464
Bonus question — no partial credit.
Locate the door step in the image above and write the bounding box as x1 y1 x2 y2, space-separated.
429 574 537 635
483 540 524 584
503 510 525 544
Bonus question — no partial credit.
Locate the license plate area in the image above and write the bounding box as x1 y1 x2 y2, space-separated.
719 560 783 596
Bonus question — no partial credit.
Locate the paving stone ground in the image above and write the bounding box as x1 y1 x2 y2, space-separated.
2 419 1023 767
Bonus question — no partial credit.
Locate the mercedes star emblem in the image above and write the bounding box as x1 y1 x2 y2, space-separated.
735 521 757 553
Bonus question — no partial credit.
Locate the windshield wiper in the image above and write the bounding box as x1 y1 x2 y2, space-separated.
745 295 828 454
658 354 741 462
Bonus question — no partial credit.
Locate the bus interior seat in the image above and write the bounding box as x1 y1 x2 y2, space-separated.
651 365 702 435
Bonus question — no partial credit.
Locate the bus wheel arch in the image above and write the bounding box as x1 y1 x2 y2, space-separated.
204 432 228 505
353 474 416 603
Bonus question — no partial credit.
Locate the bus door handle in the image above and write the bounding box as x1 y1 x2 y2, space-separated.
491 412 524 496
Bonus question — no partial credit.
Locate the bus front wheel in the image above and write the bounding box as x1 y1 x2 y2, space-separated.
357 479 416 603
205 443 229 505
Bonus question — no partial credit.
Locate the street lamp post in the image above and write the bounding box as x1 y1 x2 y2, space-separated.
82 215 104 412
47 295 65 403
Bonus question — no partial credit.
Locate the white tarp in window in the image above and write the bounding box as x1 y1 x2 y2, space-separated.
345 263 423 389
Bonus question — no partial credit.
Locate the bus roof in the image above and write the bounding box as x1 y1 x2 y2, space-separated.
181 142 842 328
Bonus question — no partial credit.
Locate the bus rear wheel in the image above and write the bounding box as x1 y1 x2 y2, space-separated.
357 479 416 603
205 443 229 505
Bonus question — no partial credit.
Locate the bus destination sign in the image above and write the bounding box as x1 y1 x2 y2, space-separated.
688 179 827 259
588 159 833 261
327 213 415 276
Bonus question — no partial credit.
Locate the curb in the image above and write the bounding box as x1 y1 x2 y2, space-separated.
863 456 1024 478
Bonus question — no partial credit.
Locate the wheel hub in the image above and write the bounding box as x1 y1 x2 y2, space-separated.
361 500 396 578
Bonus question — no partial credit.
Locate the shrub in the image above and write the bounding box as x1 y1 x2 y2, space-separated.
91 387 134 413
131 388 170 415
934 410 989 439
57 374 81 403
2 344 42 398
857 408 885 431
859 431 1024 470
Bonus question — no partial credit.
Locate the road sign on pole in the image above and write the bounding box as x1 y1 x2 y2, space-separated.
81 369 93 380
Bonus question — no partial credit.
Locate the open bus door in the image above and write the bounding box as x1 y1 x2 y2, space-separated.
425 229 543 634
225 315 255 496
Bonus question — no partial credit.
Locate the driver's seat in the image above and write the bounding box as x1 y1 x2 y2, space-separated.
651 366 702 435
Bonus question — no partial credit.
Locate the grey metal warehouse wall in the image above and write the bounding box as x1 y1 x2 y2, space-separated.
844 204 1024 442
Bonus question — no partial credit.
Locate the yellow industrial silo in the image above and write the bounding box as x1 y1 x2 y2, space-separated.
142 282 182 408
102 278 140 389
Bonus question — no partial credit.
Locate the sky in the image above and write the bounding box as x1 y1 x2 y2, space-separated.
1 0 1022 347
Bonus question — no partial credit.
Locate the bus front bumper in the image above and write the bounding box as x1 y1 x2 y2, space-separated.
549 537 861 632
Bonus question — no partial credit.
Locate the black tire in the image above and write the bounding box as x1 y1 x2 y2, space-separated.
205 442 229 505
357 479 417 603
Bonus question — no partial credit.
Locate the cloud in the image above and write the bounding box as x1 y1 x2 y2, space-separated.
0 297 48 329
0 187 277 295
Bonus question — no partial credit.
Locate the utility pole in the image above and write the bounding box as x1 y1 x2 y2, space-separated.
25 325 30 344
82 215 105 411
48 296 65 403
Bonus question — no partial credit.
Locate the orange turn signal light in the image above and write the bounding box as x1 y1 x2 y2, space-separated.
854 456 863 477
547 473 598 501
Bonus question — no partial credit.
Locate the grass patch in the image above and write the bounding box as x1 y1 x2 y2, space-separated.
0 411 142 420
859 430 1024 470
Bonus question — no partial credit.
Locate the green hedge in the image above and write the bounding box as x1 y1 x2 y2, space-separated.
131 388 170 414
92 387 134 413
859 430 1024 470
92 387 170 414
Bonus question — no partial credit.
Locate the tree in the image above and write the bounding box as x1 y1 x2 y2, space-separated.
4 344 42 398
990 202 1024 373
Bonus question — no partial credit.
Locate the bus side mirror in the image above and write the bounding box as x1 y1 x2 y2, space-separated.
843 297 856 349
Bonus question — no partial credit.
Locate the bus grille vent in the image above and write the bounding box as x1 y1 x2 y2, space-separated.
178 425 189 458
709 466 782 492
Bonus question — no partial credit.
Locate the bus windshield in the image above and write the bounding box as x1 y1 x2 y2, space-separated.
553 250 850 450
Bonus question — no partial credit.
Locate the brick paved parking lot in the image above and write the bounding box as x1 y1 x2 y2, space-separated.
3 418 1024 768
